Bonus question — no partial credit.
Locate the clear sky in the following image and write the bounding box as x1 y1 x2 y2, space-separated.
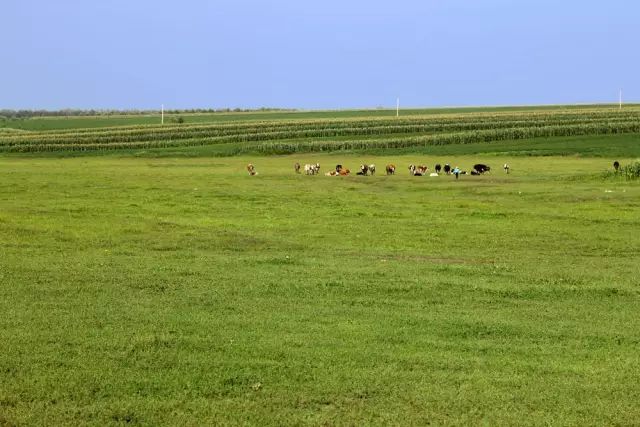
2 0 637 110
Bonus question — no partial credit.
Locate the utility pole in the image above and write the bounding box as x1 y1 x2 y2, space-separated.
619 89 622 110
161 104 164 124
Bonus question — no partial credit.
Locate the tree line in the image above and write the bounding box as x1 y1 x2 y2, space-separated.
0 107 295 119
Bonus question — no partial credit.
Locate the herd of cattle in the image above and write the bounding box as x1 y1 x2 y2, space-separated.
247 162 511 176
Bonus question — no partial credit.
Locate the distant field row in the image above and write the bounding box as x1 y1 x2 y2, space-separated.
1 104 636 131
1 107 639 154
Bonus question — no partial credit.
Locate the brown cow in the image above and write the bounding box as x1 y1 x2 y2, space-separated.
247 164 257 176
409 164 428 176
386 164 396 175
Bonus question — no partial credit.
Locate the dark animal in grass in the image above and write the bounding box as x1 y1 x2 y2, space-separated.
473 164 491 174
613 161 620 171
435 164 442 173
386 164 396 175
247 164 257 176
336 164 343 173
294 162 301 174
470 170 481 175
443 164 451 174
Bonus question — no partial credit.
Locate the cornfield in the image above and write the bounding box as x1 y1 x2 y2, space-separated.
2 108 639 154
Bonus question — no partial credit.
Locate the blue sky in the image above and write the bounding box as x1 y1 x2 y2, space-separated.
2 0 637 110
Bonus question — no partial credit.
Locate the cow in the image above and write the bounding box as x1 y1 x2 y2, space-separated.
336 164 343 173
385 164 396 175
304 163 320 175
339 168 351 176
325 170 338 176
435 164 442 173
409 164 427 176
247 163 258 176
613 161 620 171
294 162 301 174
503 163 510 174
357 164 369 176
369 164 376 175
473 164 491 174
443 164 451 175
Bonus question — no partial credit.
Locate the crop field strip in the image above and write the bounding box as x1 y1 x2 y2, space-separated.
4 108 639 139
7 108 640 136
1 108 639 153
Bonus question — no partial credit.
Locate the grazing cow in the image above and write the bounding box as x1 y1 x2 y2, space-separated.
294 162 301 174
247 163 258 176
473 163 491 174
613 161 620 171
369 164 376 175
385 164 396 175
304 163 321 175
503 163 510 174
409 164 427 176
357 164 369 176
435 164 442 173
443 164 451 175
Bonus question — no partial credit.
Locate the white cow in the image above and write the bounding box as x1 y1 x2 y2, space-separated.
304 163 320 175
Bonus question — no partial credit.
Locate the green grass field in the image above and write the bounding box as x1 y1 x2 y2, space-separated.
1 108 640 425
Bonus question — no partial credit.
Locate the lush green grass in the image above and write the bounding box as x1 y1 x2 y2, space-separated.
1 149 639 425
1 104 633 131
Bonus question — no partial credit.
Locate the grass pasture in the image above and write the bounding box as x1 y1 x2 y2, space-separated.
1 145 640 424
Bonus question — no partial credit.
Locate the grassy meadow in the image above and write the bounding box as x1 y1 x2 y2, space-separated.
1 107 640 425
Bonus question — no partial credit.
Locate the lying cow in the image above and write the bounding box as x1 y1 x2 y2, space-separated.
386 164 396 175
247 163 258 176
